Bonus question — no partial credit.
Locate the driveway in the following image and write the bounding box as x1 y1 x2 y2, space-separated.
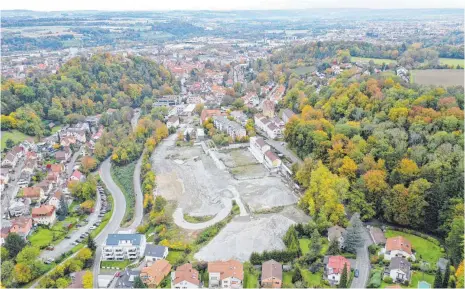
40 190 101 260
66 145 84 176
350 228 373 288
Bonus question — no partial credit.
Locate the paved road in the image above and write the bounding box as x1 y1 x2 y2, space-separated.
129 155 144 232
265 139 302 165
92 158 128 287
66 145 84 176
40 191 101 260
1 157 25 213
350 228 373 288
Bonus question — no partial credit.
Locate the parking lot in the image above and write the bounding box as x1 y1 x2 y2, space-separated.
40 185 109 261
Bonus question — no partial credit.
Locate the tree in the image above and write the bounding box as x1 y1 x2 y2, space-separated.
5 139 15 149
343 213 364 253
442 261 450 288
292 267 302 283
310 228 322 254
1 246 9 260
456 260 464 289
4 233 26 259
445 216 464 266
133 276 147 288
81 156 97 174
55 277 70 289
14 263 32 283
1 261 14 286
338 263 348 288
87 235 96 252
16 246 40 263
433 268 443 289
327 238 341 255
82 271 93 288
57 195 68 218
77 248 93 262
185 131 190 142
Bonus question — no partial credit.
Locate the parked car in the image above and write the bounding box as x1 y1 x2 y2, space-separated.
354 269 359 278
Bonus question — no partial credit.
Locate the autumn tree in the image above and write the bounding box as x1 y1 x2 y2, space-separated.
82 271 93 288
81 156 97 174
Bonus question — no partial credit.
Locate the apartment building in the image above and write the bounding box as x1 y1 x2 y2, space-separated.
102 234 147 261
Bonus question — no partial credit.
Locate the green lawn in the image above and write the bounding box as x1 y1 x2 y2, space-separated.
166 250 184 264
302 270 323 287
101 259 132 269
385 230 443 264
299 237 329 255
299 238 311 254
29 228 54 248
244 271 259 288
51 125 63 134
1 130 31 151
283 271 293 287
292 65 316 75
183 214 215 223
352 56 397 65
439 58 464 67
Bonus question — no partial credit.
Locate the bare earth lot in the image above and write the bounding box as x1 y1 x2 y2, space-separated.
152 135 305 260
411 69 464 86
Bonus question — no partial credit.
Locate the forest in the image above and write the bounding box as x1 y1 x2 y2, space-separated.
282 73 464 266
0 53 180 137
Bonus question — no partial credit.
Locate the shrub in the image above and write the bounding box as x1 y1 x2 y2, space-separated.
368 271 382 288
383 277 393 284
368 244 379 255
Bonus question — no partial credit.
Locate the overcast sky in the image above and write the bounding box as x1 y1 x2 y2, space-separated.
1 0 464 11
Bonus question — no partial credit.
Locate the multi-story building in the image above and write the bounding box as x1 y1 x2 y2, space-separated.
171 263 201 289
102 234 147 261
208 260 243 289
32 205 56 226
212 116 246 139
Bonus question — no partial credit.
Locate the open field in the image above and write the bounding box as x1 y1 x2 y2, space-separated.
352 56 397 65
385 230 443 264
292 65 316 75
439 58 465 67
1 130 33 150
410 69 464 86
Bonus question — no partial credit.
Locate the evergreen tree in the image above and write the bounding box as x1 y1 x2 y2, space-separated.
185 131 190 142
442 261 450 288
327 238 341 255
434 268 443 289
133 276 146 288
343 213 364 253
87 235 96 252
4 233 26 259
57 195 68 218
292 267 302 283
310 228 322 254
338 263 348 288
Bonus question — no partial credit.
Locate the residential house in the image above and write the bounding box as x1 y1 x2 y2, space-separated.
144 244 169 264
262 100 275 118
264 150 282 170
48 191 62 209
9 216 33 238
281 109 296 124
388 257 411 283
102 234 147 260
32 205 57 226
264 122 281 139
140 259 172 287
1 146 23 167
60 135 76 147
9 199 31 217
384 236 413 260
55 150 71 163
36 180 53 196
22 186 45 201
0 168 9 191
0 226 11 245
249 137 271 163
208 260 244 289
115 269 141 288
327 225 346 248
182 104 196 116
196 128 205 141
22 159 36 174
70 170 85 182
230 111 248 126
47 164 64 174
261 260 282 288
200 109 223 125
213 116 246 139
17 172 31 188
167 116 180 129
171 263 201 289
369 227 387 245
326 256 351 285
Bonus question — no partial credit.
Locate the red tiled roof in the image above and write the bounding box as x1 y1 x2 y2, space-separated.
32 205 55 217
386 236 412 254
327 256 351 274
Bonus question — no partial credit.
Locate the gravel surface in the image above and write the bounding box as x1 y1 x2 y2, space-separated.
194 214 296 262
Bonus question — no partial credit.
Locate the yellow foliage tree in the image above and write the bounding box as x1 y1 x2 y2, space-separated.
338 156 358 179
82 271 93 288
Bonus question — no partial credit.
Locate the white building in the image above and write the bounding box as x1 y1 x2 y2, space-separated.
32 205 56 226
102 234 147 261
249 137 270 163
388 257 411 283
213 116 246 139
171 263 201 289
383 236 414 261
208 260 243 289
144 244 168 264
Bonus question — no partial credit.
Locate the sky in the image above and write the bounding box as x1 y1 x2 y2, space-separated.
1 0 464 11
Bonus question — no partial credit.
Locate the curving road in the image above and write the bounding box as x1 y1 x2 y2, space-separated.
92 158 128 287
